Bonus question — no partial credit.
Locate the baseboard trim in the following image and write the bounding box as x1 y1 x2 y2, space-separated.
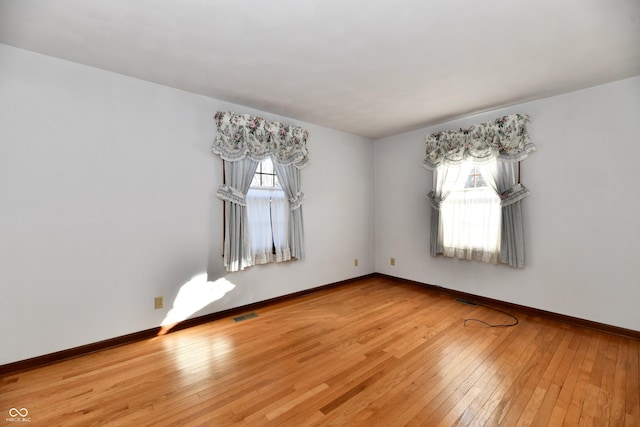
0 273 376 376
4 272 637 376
376 273 640 341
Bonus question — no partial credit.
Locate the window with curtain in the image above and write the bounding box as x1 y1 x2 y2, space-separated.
246 158 291 265
212 112 309 272
440 159 502 264
424 114 536 268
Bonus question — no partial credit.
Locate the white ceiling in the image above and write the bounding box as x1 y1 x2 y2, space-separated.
1 0 639 139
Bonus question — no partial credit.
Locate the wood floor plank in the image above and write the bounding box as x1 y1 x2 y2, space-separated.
626 339 640 426
530 330 582 427
518 325 576 425
564 331 601 425
1 277 638 426
482 323 560 425
408 332 502 425
609 339 629 426
458 314 544 426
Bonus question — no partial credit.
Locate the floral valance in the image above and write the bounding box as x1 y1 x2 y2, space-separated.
423 114 535 170
212 111 309 168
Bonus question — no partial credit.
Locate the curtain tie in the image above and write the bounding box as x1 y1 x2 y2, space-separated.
289 191 305 210
427 191 441 210
499 183 530 207
216 184 247 206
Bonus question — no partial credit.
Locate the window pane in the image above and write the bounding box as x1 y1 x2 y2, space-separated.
261 158 274 174
265 174 274 187
251 158 280 189
465 173 475 188
464 166 489 189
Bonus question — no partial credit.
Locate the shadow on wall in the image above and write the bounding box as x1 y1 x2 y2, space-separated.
158 273 235 336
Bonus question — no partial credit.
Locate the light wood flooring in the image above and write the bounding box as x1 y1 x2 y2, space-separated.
2 276 639 426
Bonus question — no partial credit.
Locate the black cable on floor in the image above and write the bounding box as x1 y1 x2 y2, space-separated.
461 302 519 328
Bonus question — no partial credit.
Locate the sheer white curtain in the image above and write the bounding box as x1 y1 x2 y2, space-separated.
428 163 469 256
246 187 291 266
270 190 291 262
246 188 274 265
440 160 501 263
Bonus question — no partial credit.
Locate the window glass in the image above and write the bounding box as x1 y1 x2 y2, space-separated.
464 166 488 189
251 158 280 188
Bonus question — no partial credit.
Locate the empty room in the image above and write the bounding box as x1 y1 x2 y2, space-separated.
1 1 639 426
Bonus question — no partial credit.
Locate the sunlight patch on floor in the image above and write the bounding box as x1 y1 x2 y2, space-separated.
158 273 235 335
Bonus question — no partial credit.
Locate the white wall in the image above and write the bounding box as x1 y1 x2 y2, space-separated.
375 76 640 331
0 44 375 365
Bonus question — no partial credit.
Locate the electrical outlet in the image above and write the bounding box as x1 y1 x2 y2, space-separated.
390 257 396 266
354 259 359 267
154 296 164 310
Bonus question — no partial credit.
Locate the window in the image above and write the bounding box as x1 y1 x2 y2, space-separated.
251 158 280 188
246 158 291 265
213 111 307 272
425 114 534 267
439 160 501 264
464 166 488 189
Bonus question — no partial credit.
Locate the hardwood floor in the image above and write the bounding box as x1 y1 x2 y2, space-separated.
2 276 639 426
